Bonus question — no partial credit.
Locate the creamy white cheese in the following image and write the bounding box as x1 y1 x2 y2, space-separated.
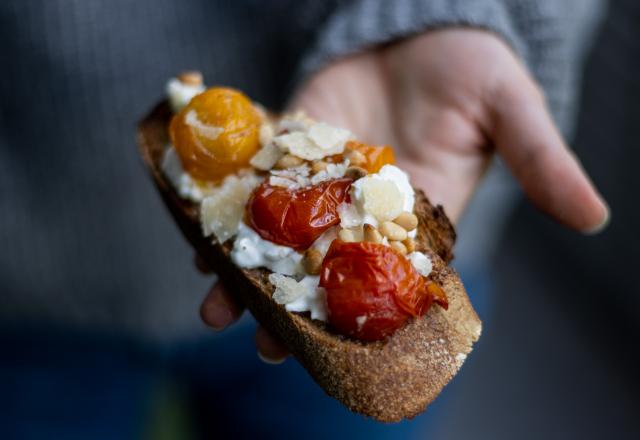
286 281 327 321
353 178 404 223
376 165 415 213
269 274 327 321
307 122 351 152
233 225 339 319
310 160 350 185
336 202 362 229
269 164 311 189
352 164 414 216
310 226 338 257
161 146 214 202
408 251 433 277
231 223 304 276
268 159 350 190
273 121 352 161
340 164 417 238
250 140 282 171
250 226 336 321
166 78 205 112
200 173 262 243
269 273 306 304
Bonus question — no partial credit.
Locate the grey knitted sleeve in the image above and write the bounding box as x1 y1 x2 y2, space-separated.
299 0 606 135
302 0 527 71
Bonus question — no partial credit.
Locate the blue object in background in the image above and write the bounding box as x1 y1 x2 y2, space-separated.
0 269 490 440
0 331 156 440
0 327 431 439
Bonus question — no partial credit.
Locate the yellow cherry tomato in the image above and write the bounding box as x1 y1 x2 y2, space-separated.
170 87 261 182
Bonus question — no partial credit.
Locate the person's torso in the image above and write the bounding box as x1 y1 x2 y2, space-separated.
0 0 338 341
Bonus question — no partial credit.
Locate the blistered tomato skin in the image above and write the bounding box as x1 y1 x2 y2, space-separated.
169 87 261 182
248 178 352 250
426 279 449 310
320 241 444 341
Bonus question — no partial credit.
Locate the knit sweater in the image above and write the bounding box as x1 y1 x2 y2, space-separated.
0 0 603 342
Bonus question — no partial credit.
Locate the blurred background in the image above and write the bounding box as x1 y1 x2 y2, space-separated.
1 0 638 439
440 1 640 437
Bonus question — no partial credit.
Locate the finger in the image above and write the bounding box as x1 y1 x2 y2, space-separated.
200 282 244 330
194 253 215 274
490 79 609 233
255 325 289 365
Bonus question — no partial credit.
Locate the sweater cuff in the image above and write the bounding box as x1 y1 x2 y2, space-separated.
299 0 528 79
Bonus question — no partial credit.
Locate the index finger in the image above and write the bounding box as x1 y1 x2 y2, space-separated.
489 79 609 233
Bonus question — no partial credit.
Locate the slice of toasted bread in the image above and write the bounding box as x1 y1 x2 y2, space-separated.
137 101 482 422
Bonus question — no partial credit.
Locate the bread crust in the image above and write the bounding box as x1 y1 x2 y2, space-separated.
137 102 482 422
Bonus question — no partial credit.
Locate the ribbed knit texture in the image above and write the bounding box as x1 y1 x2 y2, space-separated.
303 0 527 75
0 0 602 342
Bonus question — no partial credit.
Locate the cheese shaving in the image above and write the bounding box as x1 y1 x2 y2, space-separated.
200 173 262 243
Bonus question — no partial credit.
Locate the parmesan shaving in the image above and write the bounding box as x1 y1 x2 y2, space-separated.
185 110 224 140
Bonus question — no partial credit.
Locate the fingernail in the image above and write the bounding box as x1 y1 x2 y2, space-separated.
203 305 233 331
257 351 286 365
583 202 611 236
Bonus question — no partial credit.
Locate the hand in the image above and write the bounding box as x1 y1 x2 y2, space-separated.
292 28 608 227
200 28 609 362
197 254 289 364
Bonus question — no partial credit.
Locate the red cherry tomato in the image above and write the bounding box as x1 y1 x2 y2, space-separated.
320 240 447 341
247 178 352 250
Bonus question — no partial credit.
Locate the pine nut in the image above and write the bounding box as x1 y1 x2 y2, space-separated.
338 228 357 242
402 237 416 253
393 211 418 231
363 224 382 244
344 148 366 167
274 154 304 169
311 160 328 174
177 71 203 86
344 166 368 180
389 240 407 254
379 221 408 241
303 249 323 275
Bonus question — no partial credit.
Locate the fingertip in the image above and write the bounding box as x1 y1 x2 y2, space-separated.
582 199 610 235
257 351 286 365
255 325 289 365
491 77 611 235
546 151 611 234
194 253 215 274
200 283 243 330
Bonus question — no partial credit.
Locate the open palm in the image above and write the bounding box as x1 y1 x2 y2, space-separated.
292 29 607 225
201 29 608 362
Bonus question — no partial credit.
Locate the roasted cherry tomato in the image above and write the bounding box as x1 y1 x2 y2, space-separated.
248 178 352 249
320 240 447 341
170 87 261 182
425 279 448 309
